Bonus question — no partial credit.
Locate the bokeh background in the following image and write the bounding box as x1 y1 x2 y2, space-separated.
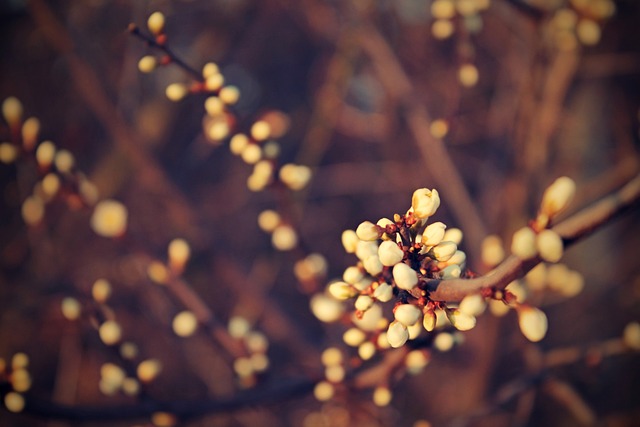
1 0 639 426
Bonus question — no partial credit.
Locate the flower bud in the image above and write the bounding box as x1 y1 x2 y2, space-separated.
310 294 344 323
458 293 487 316
481 234 505 266
443 227 463 245
536 229 563 263
446 250 467 266
99 320 122 345
446 310 476 331
377 240 403 266
2 97 22 127
355 241 378 261
422 309 436 331
511 226 537 260
138 55 157 73
540 176 575 218
372 386 392 407
358 342 376 360
431 241 457 262
21 117 40 151
172 311 198 337
394 304 421 326
363 255 383 276
341 230 359 253
373 283 393 302
441 264 461 279
422 221 446 246
392 263 419 290
356 221 381 241
352 303 383 331
406 349 430 375
168 238 190 271
327 281 357 300
342 266 363 284
272 224 297 251
354 295 374 312
257 209 281 232
517 305 548 342
147 12 165 35
623 322 640 350
433 332 454 351
411 188 440 219
91 200 128 238
387 321 409 348
343 328 366 347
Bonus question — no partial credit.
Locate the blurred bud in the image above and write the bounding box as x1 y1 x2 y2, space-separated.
372 386 392 407
147 12 165 35
341 229 359 253
394 304 421 326
431 0 455 19
393 263 419 290
41 173 60 200
429 119 449 139
525 263 547 291
138 55 157 73
147 261 169 284
356 221 381 241
321 347 343 366
165 83 187 102
168 238 191 271
137 359 162 382
458 64 479 88
517 305 548 342
363 255 383 276
406 349 430 375
202 62 219 78
432 19 455 39
327 281 356 300
310 294 344 323
4 392 25 413
458 293 486 316
481 234 505 266
53 149 74 173
240 143 262 164
441 264 461 279
172 311 198 337
36 140 56 169
576 19 601 45
11 353 28 370
354 295 374 312
279 164 312 191
219 86 240 105
21 196 44 226
373 282 394 302
623 322 640 350
446 309 476 331
433 332 455 352
21 117 40 151
443 227 463 245
343 328 366 347
2 97 22 127
61 297 81 320
313 381 334 401
92 279 112 303
352 303 384 331
411 188 440 219
99 320 122 345
536 229 563 263
0 143 17 164
540 176 576 218
511 226 537 260
229 133 249 155
489 299 510 317
91 200 128 238
250 120 270 141
387 321 409 348
271 224 297 251
358 341 376 360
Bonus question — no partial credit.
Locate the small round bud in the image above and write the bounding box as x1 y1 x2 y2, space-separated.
422 222 447 246
137 359 162 382
147 12 165 35
313 381 334 401
342 266 364 285
372 386 392 407
36 140 56 169
393 263 419 290
341 229 359 253
358 342 376 360
202 62 219 78
363 254 383 276
387 321 409 348
272 224 297 251
536 229 563 263
443 227 463 245
165 83 188 102
394 304 421 326
378 240 404 266
576 19 601 46
355 240 378 261
411 188 440 219
431 0 455 19
321 347 343 366
310 294 344 323
356 221 381 241
517 306 548 342
53 149 74 173
432 19 455 39
168 238 191 271
92 279 112 303
327 281 357 300
172 311 198 337
458 293 486 317
229 133 249 155
204 96 224 116
4 392 25 413
250 120 270 141
41 173 60 199
406 349 430 375
91 200 128 238
481 234 505 266
2 97 22 127
458 64 479 88
446 309 476 331
219 86 240 105
343 327 366 347
354 295 374 312
61 297 81 320
423 309 436 332
11 353 28 369
373 283 394 302
205 73 224 91
21 117 40 151
433 332 455 352
279 164 312 190
525 263 547 291
623 322 640 350
511 226 537 260
540 176 576 218
352 303 383 332
240 143 262 164
429 119 449 139
21 196 44 226
99 320 122 345
147 261 169 284
431 241 457 262
0 143 17 164
441 264 461 279
138 55 157 73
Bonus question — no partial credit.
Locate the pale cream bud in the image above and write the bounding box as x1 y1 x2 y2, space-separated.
313 381 334 401
458 293 486 316
11 368 31 392
377 240 403 266
506 280 527 303
137 359 162 382
393 263 419 290
91 200 128 238
36 140 56 168
446 309 476 331
245 331 269 353
2 97 22 127
411 188 440 219
41 173 60 199
99 320 122 345
372 386 392 407
441 264 461 279
172 310 198 337
511 226 537 260
21 196 44 226
0 143 17 164
356 221 381 241
447 250 466 266
387 321 409 348
481 234 505 266
408 321 423 339
165 83 188 102
525 263 547 291
205 73 224 91
219 86 240 105
257 209 280 233
354 295 374 312
310 294 344 323
229 133 249 155
321 347 343 366
147 12 165 35
240 143 262 164
355 240 378 261
138 55 157 73
250 120 270 141
147 261 169 285
623 322 640 350
204 96 224 116
363 255 383 276
432 19 455 39
422 222 447 246
517 306 548 342
433 332 454 352
202 62 219 78
4 392 25 413
406 349 430 375
279 164 312 191
358 341 376 360
536 229 563 263
431 0 456 19
168 238 191 270
53 149 74 173
341 230 359 253
352 303 383 332
422 309 436 331
343 328 366 347
11 353 29 369
431 241 457 262
61 297 81 320
373 283 394 302
327 281 357 300
458 63 479 87
489 299 510 317
394 304 421 326
376 217 394 228
343 266 364 284
21 117 40 151
443 227 463 245
540 176 576 218
272 224 297 251
560 270 584 297
92 279 112 303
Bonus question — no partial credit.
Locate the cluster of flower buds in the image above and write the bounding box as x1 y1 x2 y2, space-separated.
227 316 270 388
547 0 615 51
1 97 101 228
0 353 31 413
311 187 478 353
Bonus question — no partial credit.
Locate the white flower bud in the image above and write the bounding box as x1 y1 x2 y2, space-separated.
560 270 584 297
433 332 454 352
272 224 297 251
536 229 563 263
327 281 357 300
394 304 421 326
481 234 505 266
411 188 440 219
392 263 418 290
373 283 394 302
458 293 486 316
517 306 548 342
356 221 381 241
372 386 393 407
443 227 463 245
387 321 409 348
355 240 378 261
352 303 383 331
342 266 363 285
432 241 457 262
446 310 476 331
310 294 344 323
377 240 404 266
447 250 467 266
354 295 374 312
406 350 430 375
525 263 547 291
343 328 366 347
511 226 538 260
408 321 423 339
341 230 359 253
91 200 128 238
363 255 383 276
358 342 376 360
507 280 527 303
441 264 461 279
376 217 394 228
540 176 576 218
423 309 436 331
422 222 447 246
489 299 510 317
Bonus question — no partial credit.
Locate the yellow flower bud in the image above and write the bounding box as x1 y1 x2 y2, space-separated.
517 306 548 342
540 176 576 218
147 12 165 35
411 188 440 219
536 229 563 263
511 226 537 260
91 199 128 238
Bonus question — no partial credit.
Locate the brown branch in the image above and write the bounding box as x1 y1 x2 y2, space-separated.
426 173 640 302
